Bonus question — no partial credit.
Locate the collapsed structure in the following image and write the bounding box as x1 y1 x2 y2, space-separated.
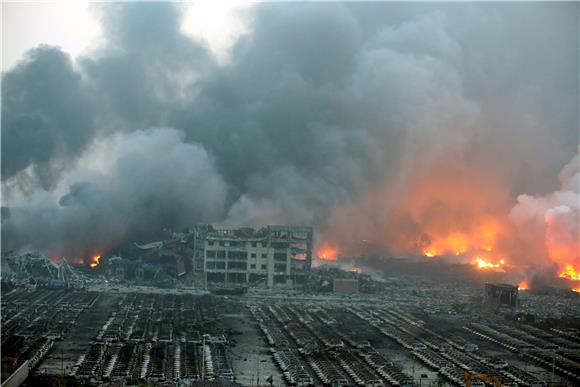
192 225 313 288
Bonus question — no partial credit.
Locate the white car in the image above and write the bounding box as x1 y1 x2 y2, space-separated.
493 360 508 369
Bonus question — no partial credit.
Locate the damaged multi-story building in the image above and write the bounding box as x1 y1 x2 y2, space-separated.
192 225 313 288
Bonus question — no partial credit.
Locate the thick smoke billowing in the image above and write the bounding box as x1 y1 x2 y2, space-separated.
2 47 96 190
2 128 226 257
510 152 580 275
2 2 578 267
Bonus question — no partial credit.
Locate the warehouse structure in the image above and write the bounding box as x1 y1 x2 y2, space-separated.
192 225 313 288
484 283 519 308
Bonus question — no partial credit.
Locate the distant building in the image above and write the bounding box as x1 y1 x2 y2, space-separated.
333 278 359 294
192 225 313 288
135 266 145 282
484 283 518 308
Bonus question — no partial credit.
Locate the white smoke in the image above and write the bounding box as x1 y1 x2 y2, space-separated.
510 151 580 272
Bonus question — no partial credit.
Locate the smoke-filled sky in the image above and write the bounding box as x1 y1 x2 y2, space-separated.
1 2 579 273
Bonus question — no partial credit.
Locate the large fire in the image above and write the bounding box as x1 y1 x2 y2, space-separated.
418 215 510 260
421 236 495 258
559 265 580 281
418 218 512 274
320 151 579 291
518 280 529 291
422 231 470 257
89 255 101 268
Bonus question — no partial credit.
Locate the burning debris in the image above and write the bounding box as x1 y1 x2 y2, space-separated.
89 255 101 268
316 242 339 262
560 265 580 281
518 280 530 291
473 257 506 272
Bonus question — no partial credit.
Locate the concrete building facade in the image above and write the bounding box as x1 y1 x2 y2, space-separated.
192 225 313 288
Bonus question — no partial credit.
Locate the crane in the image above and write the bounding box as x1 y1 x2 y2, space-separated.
465 372 502 387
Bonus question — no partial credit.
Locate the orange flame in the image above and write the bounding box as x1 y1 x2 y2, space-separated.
89 255 101 268
423 231 469 256
473 256 506 272
417 216 515 275
518 280 529 291
420 221 505 259
423 249 437 258
316 242 338 261
559 265 580 281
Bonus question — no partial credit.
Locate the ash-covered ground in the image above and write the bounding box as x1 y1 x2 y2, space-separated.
2 265 580 386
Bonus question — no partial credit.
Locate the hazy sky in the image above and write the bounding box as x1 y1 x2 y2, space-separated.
2 1 251 71
3 1 99 71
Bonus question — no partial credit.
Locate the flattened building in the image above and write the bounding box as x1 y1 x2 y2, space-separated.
192 225 313 288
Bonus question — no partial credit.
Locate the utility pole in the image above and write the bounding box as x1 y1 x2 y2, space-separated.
257 352 260 387
254 352 258 386
551 350 556 386
201 336 205 381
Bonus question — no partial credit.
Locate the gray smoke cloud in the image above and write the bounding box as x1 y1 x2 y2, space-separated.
2 128 227 257
2 46 96 190
1 2 578 260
